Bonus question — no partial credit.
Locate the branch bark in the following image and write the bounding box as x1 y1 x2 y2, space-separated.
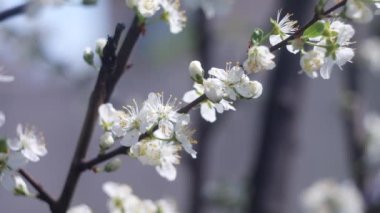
19 169 56 210
0 3 28 22
55 17 141 213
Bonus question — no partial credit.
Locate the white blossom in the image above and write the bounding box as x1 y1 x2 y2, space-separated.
243 45 276 73
7 124 47 162
95 38 107 56
203 78 225 103
269 10 298 46
183 83 235 123
316 21 355 79
103 181 141 213
345 0 374 23
301 179 364 213
67 204 93 213
137 0 161 17
99 103 120 131
130 139 180 181
174 118 197 158
161 0 187 34
300 50 325 79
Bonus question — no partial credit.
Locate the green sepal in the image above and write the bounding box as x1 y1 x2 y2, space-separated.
251 28 265 45
303 21 325 38
0 138 8 154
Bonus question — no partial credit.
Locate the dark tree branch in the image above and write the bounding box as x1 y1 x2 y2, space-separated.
0 3 28 22
18 169 56 210
55 17 141 213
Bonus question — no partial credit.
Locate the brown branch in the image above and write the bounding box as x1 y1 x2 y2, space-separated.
18 169 56 210
0 3 28 22
55 17 142 213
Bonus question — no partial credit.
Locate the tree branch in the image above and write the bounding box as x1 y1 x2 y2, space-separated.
55 17 141 213
269 0 347 52
0 3 28 22
18 169 56 210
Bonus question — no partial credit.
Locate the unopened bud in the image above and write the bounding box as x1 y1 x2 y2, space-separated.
95 38 107 57
83 47 94 65
13 176 30 196
104 158 122 172
189 61 204 83
100 132 114 150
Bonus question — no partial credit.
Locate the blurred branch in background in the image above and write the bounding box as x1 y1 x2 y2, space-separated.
188 8 213 213
342 28 380 212
246 1 313 212
0 3 28 22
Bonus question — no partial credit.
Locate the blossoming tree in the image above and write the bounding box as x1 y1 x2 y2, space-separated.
1 0 380 213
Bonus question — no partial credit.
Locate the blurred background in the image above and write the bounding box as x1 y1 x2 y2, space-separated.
1 0 380 212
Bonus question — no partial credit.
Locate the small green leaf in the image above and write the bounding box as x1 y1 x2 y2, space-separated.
251 28 265 45
303 21 325 38
0 139 8 154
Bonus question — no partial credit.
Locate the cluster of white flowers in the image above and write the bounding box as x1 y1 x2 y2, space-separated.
296 20 355 79
301 179 364 213
345 0 380 23
0 124 47 196
184 61 263 122
99 92 197 181
125 0 186 34
67 182 178 213
243 9 356 80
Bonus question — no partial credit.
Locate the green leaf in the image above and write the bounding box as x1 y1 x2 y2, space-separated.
0 138 8 153
251 28 265 45
303 21 325 38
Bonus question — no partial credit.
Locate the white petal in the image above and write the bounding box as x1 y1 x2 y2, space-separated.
67 204 93 213
269 35 282 46
182 90 199 103
7 139 22 151
320 58 335 79
336 47 354 67
156 162 176 181
200 103 216 123
120 129 140 147
21 149 39 162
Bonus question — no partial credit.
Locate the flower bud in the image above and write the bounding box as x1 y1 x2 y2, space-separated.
95 38 107 57
100 132 114 150
12 176 30 196
104 158 122 173
189 61 204 83
83 47 94 66
203 78 224 103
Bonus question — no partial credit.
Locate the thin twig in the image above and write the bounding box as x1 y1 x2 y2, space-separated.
269 0 347 52
80 94 207 171
18 169 56 209
0 3 28 22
